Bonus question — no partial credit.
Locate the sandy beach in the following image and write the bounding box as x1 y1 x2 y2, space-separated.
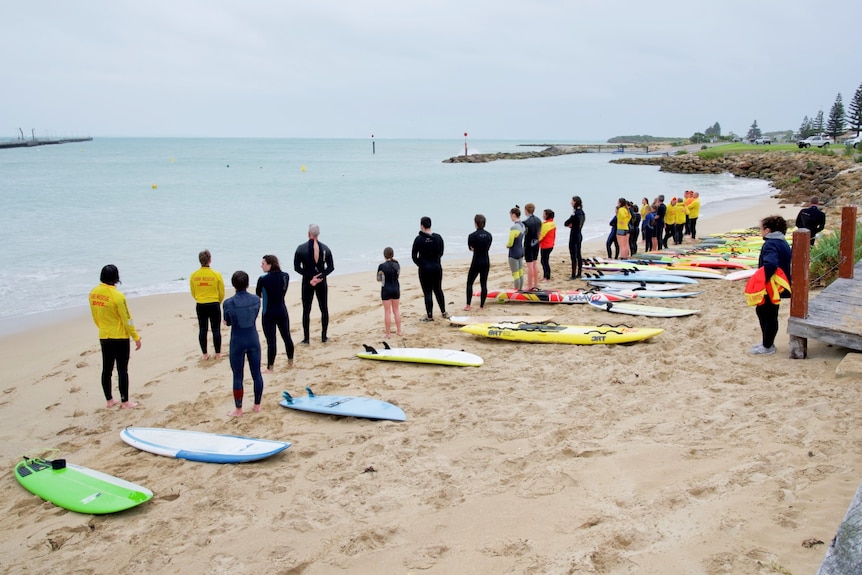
2 196 860 575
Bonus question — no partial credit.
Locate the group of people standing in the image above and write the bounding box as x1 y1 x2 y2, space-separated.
87 193 716 414
502 204 558 293
90 224 334 417
637 191 702 253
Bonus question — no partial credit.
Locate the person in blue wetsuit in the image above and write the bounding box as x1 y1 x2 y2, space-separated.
465 214 493 310
255 254 294 372
223 271 264 417
412 216 448 321
294 224 334 343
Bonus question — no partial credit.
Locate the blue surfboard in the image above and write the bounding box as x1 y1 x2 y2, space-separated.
279 388 406 421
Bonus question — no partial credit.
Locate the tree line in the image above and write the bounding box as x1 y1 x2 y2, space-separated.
609 81 862 145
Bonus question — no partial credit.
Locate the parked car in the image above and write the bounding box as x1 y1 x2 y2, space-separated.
845 134 862 148
797 135 832 148
754 136 773 145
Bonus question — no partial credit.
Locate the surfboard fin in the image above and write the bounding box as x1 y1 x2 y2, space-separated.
282 390 294 405
382 341 391 350
305 387 315 397
362 344 378 354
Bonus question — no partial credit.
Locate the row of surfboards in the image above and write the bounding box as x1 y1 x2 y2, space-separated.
15 386 410 514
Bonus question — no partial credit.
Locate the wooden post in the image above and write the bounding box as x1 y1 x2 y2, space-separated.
464 132 468 156
789 229 810 359
838 206 857 279
371 134 375 155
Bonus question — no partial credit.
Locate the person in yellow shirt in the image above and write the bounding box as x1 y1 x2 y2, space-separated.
665 197 685 246
687 191 701 239
189 249 225 360
89 265 142 409
615 198 632 259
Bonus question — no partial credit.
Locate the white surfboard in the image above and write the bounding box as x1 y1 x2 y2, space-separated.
120 428 291 463
724 268 758 281
279 388 406 421
447 315 554 326
588 300 699 317
357 343 483 367
583 272 698 284
603 289 702 299
588 280 687 292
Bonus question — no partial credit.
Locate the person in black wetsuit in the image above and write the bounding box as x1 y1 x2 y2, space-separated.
293 224 334 343
606 214 619 259
377 247 402 337
564 196 585 279
795 196 827 246
255 254 294 372
656 194 672 249
522 203 542 291
465 214 493 311
412 216 447 321
223 270 263 417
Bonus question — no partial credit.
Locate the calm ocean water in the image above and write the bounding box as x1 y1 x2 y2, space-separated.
0 138 771 328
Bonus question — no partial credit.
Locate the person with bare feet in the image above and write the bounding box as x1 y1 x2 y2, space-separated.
294 224 334 343
412 216 448 321
522 203 542 291
189 249 224 360
465 214 492 311
256 254 295 372
89 264 142 409
377 247 402 338
223 271 264 417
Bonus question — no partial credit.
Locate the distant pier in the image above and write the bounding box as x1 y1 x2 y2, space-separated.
0 136 93 150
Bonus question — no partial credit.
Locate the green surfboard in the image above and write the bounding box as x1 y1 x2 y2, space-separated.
15 458 153 514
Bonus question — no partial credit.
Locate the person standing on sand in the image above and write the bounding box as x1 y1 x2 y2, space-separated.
627 200 640 255
606 213 619 260
748 215 792 355
641 204 656 253
538 209 556 282
654 195 667 250
465 214 493 311
223 271 264 417
412 216 448 321
640 197 650 222
564 196 585 279
687 191 701 240
795 196 826 246
256 254 294 372
615 198 631 260
294 224 334 343
377 247 402 337
89 264 141 409
506 206 526 290
189 249 224 360
522 203 542 291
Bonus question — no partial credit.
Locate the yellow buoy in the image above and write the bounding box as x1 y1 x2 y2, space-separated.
301 165 306 172
152 184 158 189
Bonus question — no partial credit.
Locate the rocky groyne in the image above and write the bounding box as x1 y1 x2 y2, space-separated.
442 145 586 163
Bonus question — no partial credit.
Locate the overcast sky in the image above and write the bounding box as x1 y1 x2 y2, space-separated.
3 1 860 141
